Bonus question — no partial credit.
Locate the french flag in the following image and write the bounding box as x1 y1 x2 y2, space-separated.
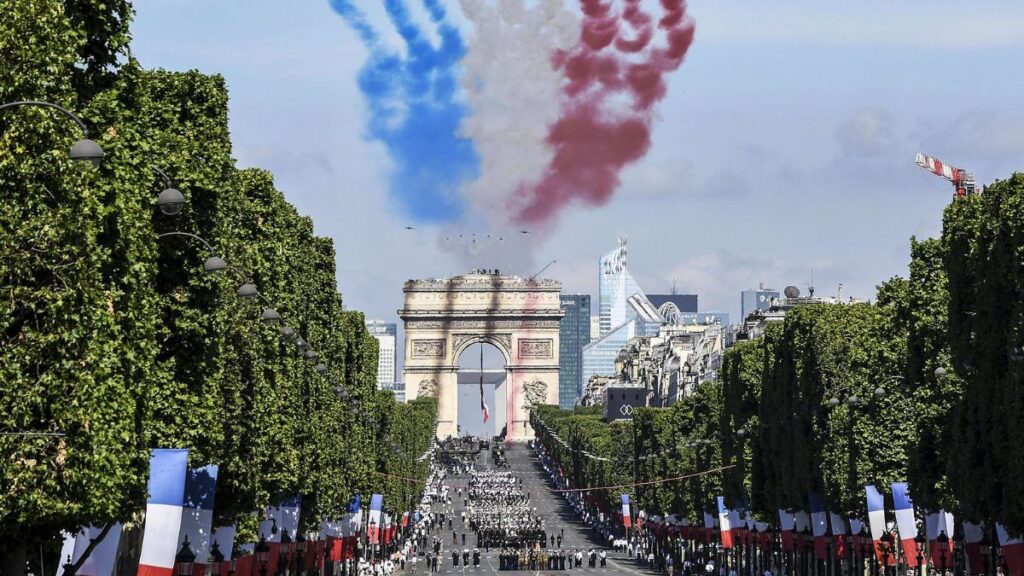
808 493 828 559
72 524 123 576
346 496 363 559
997 524 1024 576
368 494 384 543
621 494 632 528
703 511 717 540
865 484 890 564
137 449 189 576
778 510 796 552
829 512 846 558
180 465 219 576
716 497 739 549
891 482 920 567
926 511 955 569
210 525 236 574
57 531 78 576
964 522 985 575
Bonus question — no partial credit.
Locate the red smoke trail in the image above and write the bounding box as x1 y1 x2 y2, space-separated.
513 0 695 225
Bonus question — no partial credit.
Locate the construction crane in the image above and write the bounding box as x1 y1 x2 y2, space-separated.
916 153 978 197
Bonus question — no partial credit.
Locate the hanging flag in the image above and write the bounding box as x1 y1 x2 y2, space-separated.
866 485 890 564
346 496 363 559
137 449 189 576
621 494 632 528
717 497 739 549
779 510 796 552
964 522 985 576
850 519 866 558
926 511 955 569
77 524 123 576
278 495 302 541
806 494 828 559
56 531 79 576
891 482 920 567
997 524 1024 576
211 526 236 562
368 494 384 543
829 512 847 558
479 345 490 423
180 465 219 575
703 511 717 540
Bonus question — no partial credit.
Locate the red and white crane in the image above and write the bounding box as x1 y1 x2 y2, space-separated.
916 153 978 197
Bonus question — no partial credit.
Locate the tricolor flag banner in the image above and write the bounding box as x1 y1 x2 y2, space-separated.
964 522 985 576
180 465 219 573
808 493 828 559
211 526 236 561
891 482 920 567
779 510 796 552
794 511 810 534
78 524 123 576
829 512 847 558
621 494 632 528
278 495 302 541
345 495 363 559
716 497 739 549
368 494 384 543
137 449 189 576
56 531 78 576
382 513 392 544
926 511 955 569
850 519 866 555
703 511 717 540
997 524 1024 576
866 484 890 563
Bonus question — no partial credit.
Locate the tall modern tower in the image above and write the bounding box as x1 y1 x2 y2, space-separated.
559 294 591 409
599 236 645 336
365 319 397 389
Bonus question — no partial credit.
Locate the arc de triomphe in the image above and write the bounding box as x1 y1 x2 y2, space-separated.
399 271 562 441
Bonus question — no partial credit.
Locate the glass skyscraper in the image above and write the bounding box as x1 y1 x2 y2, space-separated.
559 294 591 409
599 236 645 336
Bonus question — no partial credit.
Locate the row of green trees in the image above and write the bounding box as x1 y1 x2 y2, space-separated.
0 0 437 560
532 174 1024 537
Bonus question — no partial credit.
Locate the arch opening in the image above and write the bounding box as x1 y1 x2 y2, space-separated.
456 341 507 439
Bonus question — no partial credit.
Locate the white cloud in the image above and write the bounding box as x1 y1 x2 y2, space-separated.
834 108 895 158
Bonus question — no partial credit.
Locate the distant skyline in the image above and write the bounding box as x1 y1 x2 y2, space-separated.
131 0 1024 324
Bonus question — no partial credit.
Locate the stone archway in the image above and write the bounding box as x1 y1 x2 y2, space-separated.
399 271 563 441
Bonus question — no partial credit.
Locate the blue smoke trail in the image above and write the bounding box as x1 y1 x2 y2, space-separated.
330 0 479 223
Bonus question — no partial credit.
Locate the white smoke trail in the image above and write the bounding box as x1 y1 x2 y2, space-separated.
457 0 579 227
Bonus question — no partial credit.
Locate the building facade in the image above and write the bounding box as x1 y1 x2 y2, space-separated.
559 294 591 409
741 287 780 322
366 319 398 391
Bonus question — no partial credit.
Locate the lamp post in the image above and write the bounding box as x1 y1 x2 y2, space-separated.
296 534 307 576
914 533 926 576
937 530 949 576
175 537 197 576
952 525 964 576
0 100 105 167
153 167 186 215
281 532 293 576
256 537 271 576
879 531 895 576
209 540 225 576
156 232 229 274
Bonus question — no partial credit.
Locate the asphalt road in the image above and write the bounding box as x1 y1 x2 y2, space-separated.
408 443 659 576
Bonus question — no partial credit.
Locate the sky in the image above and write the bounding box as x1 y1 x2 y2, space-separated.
131 0 1024 330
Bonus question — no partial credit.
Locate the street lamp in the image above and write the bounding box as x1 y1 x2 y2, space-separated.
261 308 283 324
154 167 186 215
296 534 307 576
281 532 293 576
937 530 949 575
914 532 926 573
237 283 259 298
879 531 895 576
209 540 225 576
156 232 229 274
256 536 271 576
0 101 104 167
175 536 197 576
314 363 328 374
